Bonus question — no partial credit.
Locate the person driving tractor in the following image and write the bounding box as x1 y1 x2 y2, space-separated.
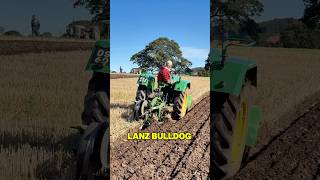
158 60 173 84
157 60 173 101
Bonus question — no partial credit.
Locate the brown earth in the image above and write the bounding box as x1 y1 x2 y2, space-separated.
0 40 94 55
231 95 320 180
111 96 210 179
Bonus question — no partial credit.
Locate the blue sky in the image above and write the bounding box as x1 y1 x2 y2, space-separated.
110 0 210 72
0 0 91 36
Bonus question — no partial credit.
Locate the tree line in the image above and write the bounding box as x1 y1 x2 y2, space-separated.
212 0 320 49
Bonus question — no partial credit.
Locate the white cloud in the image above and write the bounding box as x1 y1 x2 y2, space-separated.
181 47 209 60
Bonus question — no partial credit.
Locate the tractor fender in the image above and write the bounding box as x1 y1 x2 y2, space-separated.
137 74 156 90
85 40 110 73
174 80 190 92
211 57 257 96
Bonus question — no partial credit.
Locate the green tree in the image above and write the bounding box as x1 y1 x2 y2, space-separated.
4 30 22 36
42 32 53 37
204 54 210 71
302 0 320 28
212 0 263 22
74 0 108 21
280 21 320 49
130 37 192 73
74 0 109 38
211 0 263 41
239 18 261 41
197 69 210 77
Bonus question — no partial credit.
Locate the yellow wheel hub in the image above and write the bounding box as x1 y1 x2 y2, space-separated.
181 92 188 117
229 102 249 173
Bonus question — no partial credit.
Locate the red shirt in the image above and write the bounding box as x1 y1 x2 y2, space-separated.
157 66 171 83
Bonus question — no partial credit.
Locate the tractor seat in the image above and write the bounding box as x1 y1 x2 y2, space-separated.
158 81 171 88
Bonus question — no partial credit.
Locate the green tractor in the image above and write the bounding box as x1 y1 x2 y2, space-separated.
133 69 193 129
76 40 109 180
211 37 262 179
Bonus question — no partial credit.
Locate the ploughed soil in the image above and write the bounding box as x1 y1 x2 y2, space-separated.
232 97 320 180
111 96 210 179
0 40 94 55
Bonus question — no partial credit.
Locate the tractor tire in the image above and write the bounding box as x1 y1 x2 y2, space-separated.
134 86 147 120
172 88 190 120
82 73 109 125
76 122 108 180
100 127 110 176
135 86 146 101
77 72 109 179
82 90 109 124
212 79 256 180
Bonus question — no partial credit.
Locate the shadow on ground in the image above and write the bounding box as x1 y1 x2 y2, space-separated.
34 131 81 180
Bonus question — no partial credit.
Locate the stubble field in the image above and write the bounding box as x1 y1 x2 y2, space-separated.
0 51 91 180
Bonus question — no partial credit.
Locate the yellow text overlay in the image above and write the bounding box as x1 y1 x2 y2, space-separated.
127 132 192 140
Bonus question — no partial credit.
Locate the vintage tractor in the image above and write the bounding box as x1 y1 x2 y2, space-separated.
211 37 262 179
133 69 192 129
75 40 109 180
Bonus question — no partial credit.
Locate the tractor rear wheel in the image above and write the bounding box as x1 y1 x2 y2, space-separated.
78 73 109 179
136 86 146 101
82 90 108 124
172 88 190 120
76 122 108 180
212 79 256 179
134 86 147 120
82 73 109 125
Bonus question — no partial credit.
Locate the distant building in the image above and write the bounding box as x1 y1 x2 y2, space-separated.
65 20 102 40
130 68 142 74
266 35 280 45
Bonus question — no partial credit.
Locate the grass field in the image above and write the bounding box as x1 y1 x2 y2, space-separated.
110 76 210 143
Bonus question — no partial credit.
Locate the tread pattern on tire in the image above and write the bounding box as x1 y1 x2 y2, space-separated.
172 91 185 120
136 87 146 101
134 87 147 120
213 80 255 179
78 72 110 179
82 73 109 125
